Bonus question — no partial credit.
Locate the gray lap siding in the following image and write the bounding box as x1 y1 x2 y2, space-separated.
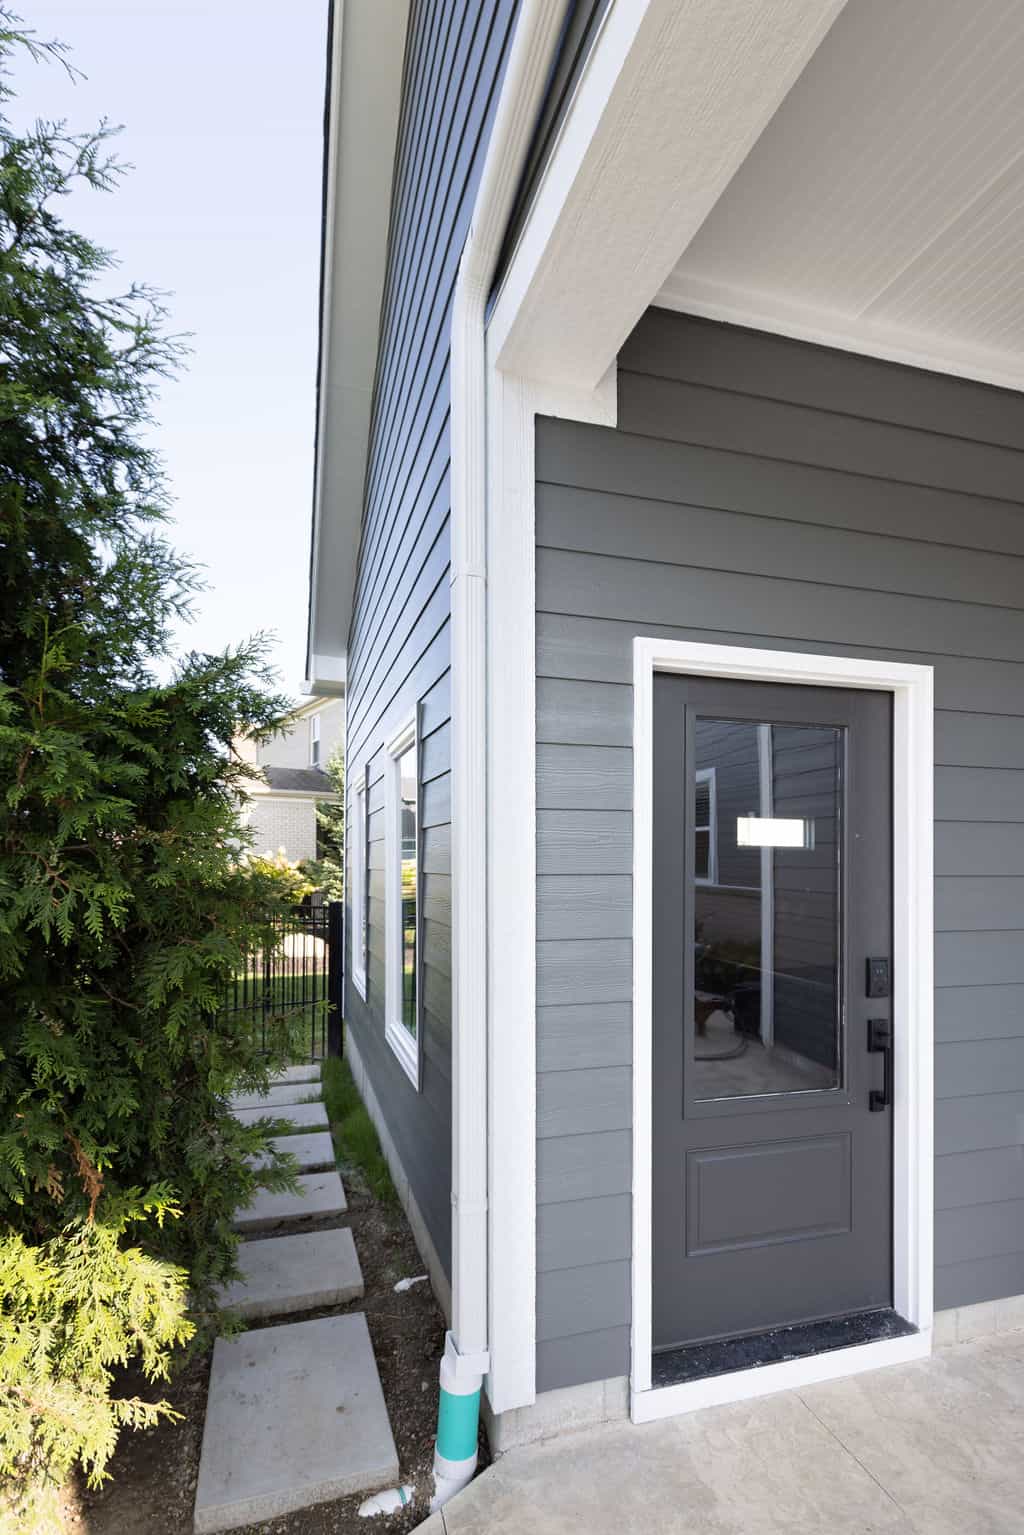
344 0 519 1282
535 306 1024 1393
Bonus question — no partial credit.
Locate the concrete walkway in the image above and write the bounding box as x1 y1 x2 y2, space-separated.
194 1063 399 1533
422 1329 1024 1535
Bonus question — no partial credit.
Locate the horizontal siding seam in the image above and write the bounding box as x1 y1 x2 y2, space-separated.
543 416 1024 509
536 539 1024 621
534 603 1024 674
537 472 1024 569
617 363 1024 469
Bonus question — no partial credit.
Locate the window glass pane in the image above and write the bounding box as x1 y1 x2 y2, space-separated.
692 717 842 1101
353 781 367 978
399 745 417 1037
360 780 369 972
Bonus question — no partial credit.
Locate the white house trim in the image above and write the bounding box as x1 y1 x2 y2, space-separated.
630 637 934 1421
384 712 419 1090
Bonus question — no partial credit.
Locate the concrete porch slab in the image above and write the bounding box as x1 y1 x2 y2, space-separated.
193 1313 398 1534
216 1227 362 1319
232 1100 328 1132
229 1081 323 1112
273 1062 322 1085
247 1131 335 1173
426 1331 1024 1535
234 1170 347 1233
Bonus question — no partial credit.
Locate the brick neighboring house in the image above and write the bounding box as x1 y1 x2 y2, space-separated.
236 695 344 863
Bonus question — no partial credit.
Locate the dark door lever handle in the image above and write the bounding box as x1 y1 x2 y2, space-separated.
868 1018 892 1112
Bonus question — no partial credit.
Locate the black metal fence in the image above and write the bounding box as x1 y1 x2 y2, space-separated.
224 900 343 1062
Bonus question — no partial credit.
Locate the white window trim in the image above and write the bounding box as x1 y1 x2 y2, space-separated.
693 765 717 886
385 713 419 1090
351 772 367 1001
310 712 321 767
631 637 934 1422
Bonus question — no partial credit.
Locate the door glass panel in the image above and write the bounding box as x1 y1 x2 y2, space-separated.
692 717 843 1101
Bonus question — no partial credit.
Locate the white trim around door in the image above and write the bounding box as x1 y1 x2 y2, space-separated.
630 637 935 1423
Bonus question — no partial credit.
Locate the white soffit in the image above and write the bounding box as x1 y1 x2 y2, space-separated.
492 0 850 391
659 0 1024 390
307 0 408 689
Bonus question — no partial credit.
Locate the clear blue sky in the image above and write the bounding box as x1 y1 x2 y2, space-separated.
11 2 328 698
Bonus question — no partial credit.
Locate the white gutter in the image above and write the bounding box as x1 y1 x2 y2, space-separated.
437 0 569 1506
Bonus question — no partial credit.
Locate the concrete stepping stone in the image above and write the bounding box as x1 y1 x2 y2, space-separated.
232 1099 328 1132
216 1228 363 1319
194 1313 399 1533
229 1081 323 1112
234 1170 347 1233
247 1131 335 1174
273 1062 321 1085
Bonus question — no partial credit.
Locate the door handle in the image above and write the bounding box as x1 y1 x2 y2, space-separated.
868 1018 892 1112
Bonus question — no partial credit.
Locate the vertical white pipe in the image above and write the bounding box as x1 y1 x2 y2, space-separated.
442 0 569 1489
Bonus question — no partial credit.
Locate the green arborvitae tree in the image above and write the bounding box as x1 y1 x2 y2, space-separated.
0 11 301 1516
302 743 344 901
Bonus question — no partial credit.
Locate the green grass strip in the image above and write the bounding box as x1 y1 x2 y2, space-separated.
322 1053 398 1207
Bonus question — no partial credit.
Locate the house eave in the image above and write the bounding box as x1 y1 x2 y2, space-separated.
305 0 409 693
244 785 342 803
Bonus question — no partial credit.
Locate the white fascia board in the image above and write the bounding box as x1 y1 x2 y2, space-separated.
307 0 409 678
244 787 343 802
490 0 850 392
304 653 347 698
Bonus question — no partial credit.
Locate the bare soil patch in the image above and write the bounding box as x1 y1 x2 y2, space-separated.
63 1138 466 1534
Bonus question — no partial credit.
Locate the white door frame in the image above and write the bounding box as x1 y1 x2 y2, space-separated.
631 637 935 1423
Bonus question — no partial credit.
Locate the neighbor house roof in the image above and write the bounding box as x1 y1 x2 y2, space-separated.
252 765 339 797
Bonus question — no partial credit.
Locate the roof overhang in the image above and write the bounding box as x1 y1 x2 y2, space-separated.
305 0 409 694
490 0 849 392
491 0 1024 398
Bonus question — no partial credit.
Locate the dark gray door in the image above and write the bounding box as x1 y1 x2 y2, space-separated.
653 675 893 1351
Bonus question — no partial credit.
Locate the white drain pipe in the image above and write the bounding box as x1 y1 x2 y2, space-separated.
435 0 569 1510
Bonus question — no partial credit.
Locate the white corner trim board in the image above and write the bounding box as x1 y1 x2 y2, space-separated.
484 354 617 1417
630 638 935 1421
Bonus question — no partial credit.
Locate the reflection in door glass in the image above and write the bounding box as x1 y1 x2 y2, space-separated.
692 718 843 1101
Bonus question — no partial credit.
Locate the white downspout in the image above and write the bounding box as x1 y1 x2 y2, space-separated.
434 0 569 1509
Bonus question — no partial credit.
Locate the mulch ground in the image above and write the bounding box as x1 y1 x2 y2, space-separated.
60 1150 474 1534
